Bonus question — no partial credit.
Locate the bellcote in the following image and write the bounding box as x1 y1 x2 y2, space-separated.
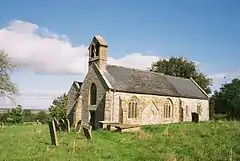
88 35 108 71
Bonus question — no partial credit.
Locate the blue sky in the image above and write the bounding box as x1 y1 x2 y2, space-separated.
0 0 239 109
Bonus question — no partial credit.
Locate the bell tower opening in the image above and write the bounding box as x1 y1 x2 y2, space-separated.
88 35 108 71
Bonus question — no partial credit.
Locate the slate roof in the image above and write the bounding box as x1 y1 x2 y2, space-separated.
102 65 208 100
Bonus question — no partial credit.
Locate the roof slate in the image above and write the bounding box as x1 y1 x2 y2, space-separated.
103 65 208 99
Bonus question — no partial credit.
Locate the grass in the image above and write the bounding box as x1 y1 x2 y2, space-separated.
0 121 240 161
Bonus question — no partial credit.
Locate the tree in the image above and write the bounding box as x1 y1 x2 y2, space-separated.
23 109 35 122
212 78 240 120
8 105 24 124
36 111 49 124
0 51 17 100
150 56 212 94
49 93 68 120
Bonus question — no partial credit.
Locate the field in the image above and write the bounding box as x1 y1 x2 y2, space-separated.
0 121 240 161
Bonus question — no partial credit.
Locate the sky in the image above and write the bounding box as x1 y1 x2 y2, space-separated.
0 0 239 109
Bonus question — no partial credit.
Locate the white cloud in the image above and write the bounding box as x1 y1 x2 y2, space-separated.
108 53 159 70
0 20 89 75
0 20 163 109
0 20 161 75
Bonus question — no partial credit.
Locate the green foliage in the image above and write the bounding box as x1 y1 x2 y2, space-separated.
0 51 17 99
0 113 8 123
49 93 68 120
36 111 49 124
0 106 50 124
0 105 24 124
150 56 212 94
212 78 240 120
23 109 36 122
8 105 24 124
0 122 240 160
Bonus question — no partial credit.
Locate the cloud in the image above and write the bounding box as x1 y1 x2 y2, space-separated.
0 20 161 75
108 53 159 70
0 20 89 75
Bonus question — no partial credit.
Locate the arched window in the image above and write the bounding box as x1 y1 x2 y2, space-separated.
127 96 139 118
164 99 172 118
90 83 97 105
197 103 202 115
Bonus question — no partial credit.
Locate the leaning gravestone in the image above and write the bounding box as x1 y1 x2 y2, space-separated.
48 121 59 146
76 120 82 133
82 124 92 140
65 119 70 133
53 118 60 131
1 122 3 130
59 119 66 132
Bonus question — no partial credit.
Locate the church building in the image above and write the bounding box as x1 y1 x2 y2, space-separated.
67 35 210 129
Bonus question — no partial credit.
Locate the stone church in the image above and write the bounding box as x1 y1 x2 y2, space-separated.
67 35 210 129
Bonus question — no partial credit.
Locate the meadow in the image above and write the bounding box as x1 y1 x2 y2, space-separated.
0 121 240 161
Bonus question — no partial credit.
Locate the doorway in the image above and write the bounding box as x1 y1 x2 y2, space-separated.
191 112 199 123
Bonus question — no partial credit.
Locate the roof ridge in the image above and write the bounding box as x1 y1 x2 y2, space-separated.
107 64 191 80
107 64 164 75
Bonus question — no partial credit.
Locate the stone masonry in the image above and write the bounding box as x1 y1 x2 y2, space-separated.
67 35 210 129
105 91 209 125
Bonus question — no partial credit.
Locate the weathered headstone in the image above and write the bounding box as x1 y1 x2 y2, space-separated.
53 118 60 131
36 120 42 125
1 122 4 130
65 119 70 133
76 120 82 133
82 124 92 140
59 119 66 131
48 121 59 146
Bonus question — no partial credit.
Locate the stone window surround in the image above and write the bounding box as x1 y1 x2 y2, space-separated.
90 83 97 105
127 96 139 119
163 98 173 119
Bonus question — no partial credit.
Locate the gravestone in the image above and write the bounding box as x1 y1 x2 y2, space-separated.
1 123 3 130
59 119 66 131
36 120 42 125
76 120 82 133
48 121 59 146
53 118 60 131
65 119 70 133
82 124 92 140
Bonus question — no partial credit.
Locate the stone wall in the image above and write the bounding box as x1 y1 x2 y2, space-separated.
67 84 81 126
80 64 108 128
67 85 77 116
105 91 209 125
73 96 82 127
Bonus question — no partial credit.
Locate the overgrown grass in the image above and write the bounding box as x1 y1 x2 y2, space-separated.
0 121 240 161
